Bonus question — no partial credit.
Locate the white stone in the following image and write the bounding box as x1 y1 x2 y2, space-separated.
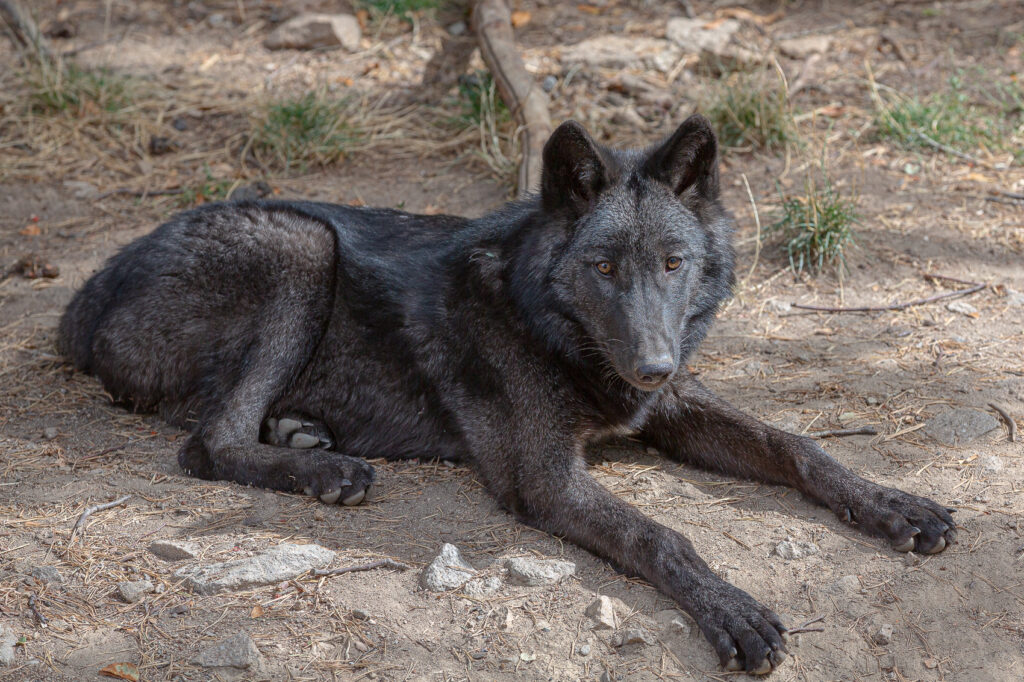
175 543 334 595
666 17 761 66
504 557 576 586
585 595 618 630
264 13 361 51
192 632 261 669
774 540 819 560
149 539 201 561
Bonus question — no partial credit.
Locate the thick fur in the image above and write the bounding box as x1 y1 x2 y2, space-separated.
59 116 955 674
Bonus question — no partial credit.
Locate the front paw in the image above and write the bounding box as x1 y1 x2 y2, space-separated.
296 452 376 506
837 484 956 554
692 580 789 675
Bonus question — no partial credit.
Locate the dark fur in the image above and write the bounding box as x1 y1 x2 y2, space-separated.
59 116 955 674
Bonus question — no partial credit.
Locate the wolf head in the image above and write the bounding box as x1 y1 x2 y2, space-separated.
540 115 735 392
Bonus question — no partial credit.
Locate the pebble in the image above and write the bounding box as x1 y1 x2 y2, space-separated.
577 643 591 656
924 408 1000 446
503 556 576 586
774 540 820 560
264 13 361 51
117 579 154 603
351 608 370 621
149 539 201 561
175 543 335 595
192 632 261 669
873 623 894 645
27 565 62 585
945 300 978 316
585 595 618 630
446 20 467 36
0 624 17 666
420 543 500 595
541 75 557 92
42 427 59 440
979 455 1003 475
611 629 653 647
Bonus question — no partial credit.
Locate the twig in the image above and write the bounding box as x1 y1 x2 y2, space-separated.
791 273 985 313
988 403 1018 443
0 0 52 61
809 426 878 439
787 614 825 635
473 0 552 196
311 558 412 577
28 593 48 626
70 495 131 539
914 130 982 164
741 173 762 283
96 187 186 200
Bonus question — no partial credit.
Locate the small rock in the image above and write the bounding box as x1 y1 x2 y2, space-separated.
172 117 189 131
666 17 760 67
264 13 361 51
28 566 62 585
873 622 894 645
767 299 792 313
0 624 17 666
561 36 678 70
420 544 499 595
228 181 272 202
774 540 820 560
828 575 861 595
611 629 653 647
654 609 693 636
351 608 370 621
148 136 177 156
192 632 261 669
1005 288 1024 306
946 300 978 316
62 180 98 199
924 408 1000 446
446 20 467 36
117 579 154 603
541 75 557 93
42 427 59 440
149 539 201 561
577 643 591 656
585 595 618 630
980 455 1003 474
519 651 536 662
175 543 335 595
503 557 576 586
353 640 368 652
779 35 832 59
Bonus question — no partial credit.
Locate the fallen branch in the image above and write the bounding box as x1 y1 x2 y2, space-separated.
787 614 825 635
0 0 52 62
312 558 412 577
791 273 986 313
472 0 552 196
809 426 878 439
70 495 131 539
96 187 186 200
988 402 1018 443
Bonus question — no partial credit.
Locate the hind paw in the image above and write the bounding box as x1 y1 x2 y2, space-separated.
263 416 334 450
297 452 376 506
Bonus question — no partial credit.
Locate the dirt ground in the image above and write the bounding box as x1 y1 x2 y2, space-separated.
2 1 1023 680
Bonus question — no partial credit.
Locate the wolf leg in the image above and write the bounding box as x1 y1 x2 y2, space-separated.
487 445 787 674
177 308 374 506
640 374 956 554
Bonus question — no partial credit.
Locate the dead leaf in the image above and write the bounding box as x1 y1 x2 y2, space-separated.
818 105 848 118
716 7 785 25
99 662 140 682
250 603 264 618
577 4 601 15
20 224 41 236
510 10 531 27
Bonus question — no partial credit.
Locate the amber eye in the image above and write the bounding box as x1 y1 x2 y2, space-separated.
595 261 614 276
666 256 683 271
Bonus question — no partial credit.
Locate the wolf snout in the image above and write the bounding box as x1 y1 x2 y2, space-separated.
634 357 675 389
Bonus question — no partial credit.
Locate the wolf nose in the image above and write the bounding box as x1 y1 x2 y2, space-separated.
635 358 675 386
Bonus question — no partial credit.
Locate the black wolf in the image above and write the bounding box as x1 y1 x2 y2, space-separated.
59 116 955 674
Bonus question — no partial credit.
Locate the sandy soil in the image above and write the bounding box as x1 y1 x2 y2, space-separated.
1 1 1022 680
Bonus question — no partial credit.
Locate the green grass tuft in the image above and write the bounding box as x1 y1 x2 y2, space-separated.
28 63 134 116
770 172 859 275
251 92 360 171
701 69 796 151
456 71 510 127
358 0 442 13
178 168 234 207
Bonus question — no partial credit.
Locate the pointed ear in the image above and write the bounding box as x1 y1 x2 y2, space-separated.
541 120 610 217
643 114 720 200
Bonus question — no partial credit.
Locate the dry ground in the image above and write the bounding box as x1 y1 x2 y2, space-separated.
1 1 1023 680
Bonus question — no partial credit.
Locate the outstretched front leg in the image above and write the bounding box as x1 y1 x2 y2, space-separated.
640 374 956 554
474 431 788 675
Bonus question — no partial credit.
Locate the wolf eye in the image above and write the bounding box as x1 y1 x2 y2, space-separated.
595 261 614 276
666 256 683 271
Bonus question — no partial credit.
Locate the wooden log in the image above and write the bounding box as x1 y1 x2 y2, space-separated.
472 0 551 196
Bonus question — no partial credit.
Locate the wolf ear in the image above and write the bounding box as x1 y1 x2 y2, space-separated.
643 114 720 200
541 120 610 217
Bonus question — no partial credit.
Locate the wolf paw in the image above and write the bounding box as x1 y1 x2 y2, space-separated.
836 484 956 554
694 581 788 675
263 416 334 450
297 451 376 506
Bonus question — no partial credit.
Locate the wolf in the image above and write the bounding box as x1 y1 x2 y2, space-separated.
59 115 955 674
